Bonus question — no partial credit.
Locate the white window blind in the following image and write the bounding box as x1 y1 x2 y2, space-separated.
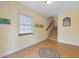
19 14 32 35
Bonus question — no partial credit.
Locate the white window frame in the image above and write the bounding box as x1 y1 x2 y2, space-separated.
19 13 33 36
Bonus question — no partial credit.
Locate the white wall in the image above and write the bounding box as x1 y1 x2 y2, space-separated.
0 2 49 57
58 10 79 46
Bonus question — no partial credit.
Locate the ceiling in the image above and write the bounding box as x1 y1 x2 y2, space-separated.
19 1 79 17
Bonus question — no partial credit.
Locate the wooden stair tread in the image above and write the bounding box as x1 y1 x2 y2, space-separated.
48 26 57 39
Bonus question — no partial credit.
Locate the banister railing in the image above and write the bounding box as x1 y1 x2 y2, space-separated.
46 20 54 30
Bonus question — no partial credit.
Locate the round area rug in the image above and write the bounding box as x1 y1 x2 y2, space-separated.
39 47 60 58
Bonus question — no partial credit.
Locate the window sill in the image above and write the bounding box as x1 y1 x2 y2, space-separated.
19 33 33 36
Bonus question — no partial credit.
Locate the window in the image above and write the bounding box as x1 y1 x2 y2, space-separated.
19 14 33 36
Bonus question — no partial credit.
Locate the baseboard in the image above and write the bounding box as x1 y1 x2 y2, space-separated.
58 40 79 47
1 38 47 58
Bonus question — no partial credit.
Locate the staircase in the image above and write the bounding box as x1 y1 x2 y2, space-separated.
48 26 57 40
46 16 57 40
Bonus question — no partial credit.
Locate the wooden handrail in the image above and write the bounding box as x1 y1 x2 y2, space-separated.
46 20 54 30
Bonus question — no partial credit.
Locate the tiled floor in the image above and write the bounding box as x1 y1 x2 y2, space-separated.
4 39 79 58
